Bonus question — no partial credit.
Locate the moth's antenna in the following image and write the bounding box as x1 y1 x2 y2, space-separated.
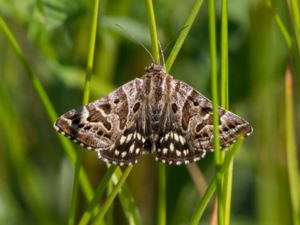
115 24 155 63
158 41 166 70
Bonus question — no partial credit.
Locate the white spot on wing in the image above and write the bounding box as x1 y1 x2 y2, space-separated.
193 157 200 162
174 133 179 142
135 148 140 154
165 133 170 140
121 151 127 158
163 148 168 155
129 144 135 153
179 136 185 144
120 136 126 144
126 133 133 143
170 143 174 152
176 150 181 157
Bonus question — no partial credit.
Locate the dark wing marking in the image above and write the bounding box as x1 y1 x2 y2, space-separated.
154 78 252 165
54 78 146 166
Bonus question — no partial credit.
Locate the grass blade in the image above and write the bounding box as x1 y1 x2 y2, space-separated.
284 67 300 225
166 0 204 71
157 164 166 225
78 166 117 225
144 1 167 225
287 0 300 53
144 0 160 62
69 0 100 223
92 166 133 225
0 16 94 201
220 1 233 225
208 0 224 224
189 138 243 225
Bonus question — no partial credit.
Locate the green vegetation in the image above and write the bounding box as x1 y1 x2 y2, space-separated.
0 0 299 225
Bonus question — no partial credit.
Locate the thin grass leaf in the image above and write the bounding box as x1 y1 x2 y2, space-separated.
0 16 95 203
0 89 54 225
189 138 243 225
92 166 133 225
158 164 166 225
144 0 160 63
69 0 100 223
220 1 233 225
267 0 292 48
208 0 224 224
144 1 167 225
284 67 300 225
287 0 300 53
78 166 117 225
165 0 204 71
117 183 142 225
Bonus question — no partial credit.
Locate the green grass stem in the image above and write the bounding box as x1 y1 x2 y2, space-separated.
144 1 166 225
284 68 300 225
220 1 233 225
267 0 292 48
0 17 95 201
221 0 229 109
288 0 300 53
79 166 117 225
112 168 142 225
189 138 243 225
165 0 204 71
69 0 100 223
208 0 224 224
0 93 54 225
145 0 160 62
92 166 133 225
158 164 166 225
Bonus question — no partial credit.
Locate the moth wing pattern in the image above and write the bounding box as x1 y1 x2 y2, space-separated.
54 63 253 166
154 77 252 165
54 78 146 166
170 79 252 150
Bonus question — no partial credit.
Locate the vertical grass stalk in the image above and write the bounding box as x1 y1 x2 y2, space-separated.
144 0 160 63
78 166 117 225
220 1 233 225
0 17 95 200
165 0 204 71
284 67 300 225
208 0 224 224
68 0 100 223
288 0 300 53
144 1 166 225
92 166 133 225
189 138 243 225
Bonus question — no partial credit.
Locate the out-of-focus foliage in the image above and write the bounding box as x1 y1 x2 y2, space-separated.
0 0 299 225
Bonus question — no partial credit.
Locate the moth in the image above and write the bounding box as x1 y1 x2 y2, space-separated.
54 63 252 166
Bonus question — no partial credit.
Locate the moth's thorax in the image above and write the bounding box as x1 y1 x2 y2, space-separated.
142 64 171 145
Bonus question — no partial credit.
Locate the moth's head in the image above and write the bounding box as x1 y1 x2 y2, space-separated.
145 63 166 74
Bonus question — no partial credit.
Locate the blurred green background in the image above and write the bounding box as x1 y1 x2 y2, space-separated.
0 0 299 225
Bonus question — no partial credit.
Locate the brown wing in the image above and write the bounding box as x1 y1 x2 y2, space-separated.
54 78 146 166
154 77 252 165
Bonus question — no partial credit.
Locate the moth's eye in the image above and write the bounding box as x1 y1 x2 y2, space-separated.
114 99 120 104
193 101 199 106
